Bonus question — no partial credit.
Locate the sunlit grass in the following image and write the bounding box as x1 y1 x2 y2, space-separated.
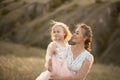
87 63 120 80
0 41 120 80
21 0 49 3
1 55 120 80
0 41 46 80
0 55 45 80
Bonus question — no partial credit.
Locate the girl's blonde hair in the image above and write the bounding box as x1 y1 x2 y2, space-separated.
50 20 72 41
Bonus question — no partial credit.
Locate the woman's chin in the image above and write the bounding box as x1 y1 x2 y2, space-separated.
70 40 76 44
72 39 76 43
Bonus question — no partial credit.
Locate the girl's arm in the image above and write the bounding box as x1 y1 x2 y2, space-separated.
44 42 56 71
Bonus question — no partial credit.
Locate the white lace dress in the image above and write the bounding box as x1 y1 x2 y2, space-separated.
62 46 94 80
67 48 93 72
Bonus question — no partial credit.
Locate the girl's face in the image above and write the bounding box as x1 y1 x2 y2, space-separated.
52 26 65 41
72 28 84 43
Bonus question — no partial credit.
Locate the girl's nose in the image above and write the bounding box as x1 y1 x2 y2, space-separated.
73 33 76 36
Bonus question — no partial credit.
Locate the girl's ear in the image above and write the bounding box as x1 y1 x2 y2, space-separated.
64 32 66 35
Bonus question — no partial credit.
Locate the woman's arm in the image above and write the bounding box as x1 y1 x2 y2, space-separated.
50 74 74 80
50 54 93 80
50 59 94 80
73 56 94 80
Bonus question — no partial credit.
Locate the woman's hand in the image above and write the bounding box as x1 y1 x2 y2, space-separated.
50 73 69 80
48 59 52 72
50 73 59 80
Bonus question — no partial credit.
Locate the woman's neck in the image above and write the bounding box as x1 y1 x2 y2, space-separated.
71 42 85 60
74 41 84 49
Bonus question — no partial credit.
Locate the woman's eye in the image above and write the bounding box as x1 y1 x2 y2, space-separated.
74 32 79 35
75 31 79 35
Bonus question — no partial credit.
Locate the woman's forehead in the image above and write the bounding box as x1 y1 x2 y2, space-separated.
75 28 81 32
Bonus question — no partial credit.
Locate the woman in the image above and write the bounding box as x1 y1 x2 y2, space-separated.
50 23 94 80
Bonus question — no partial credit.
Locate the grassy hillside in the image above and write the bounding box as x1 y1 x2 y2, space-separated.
21 0 49 3
0 0 120 78
0 41 45 80
0 41 120 80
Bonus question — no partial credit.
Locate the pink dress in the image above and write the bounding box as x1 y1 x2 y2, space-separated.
36 44 94 80
36 41 69 80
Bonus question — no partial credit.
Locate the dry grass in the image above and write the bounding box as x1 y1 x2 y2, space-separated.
21 0 49 3
87 64 120 80
0 55 45 80
0 41 120 80
0 41 46 80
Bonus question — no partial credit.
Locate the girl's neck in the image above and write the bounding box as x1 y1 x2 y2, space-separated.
54 39 67 48
54 39 66 43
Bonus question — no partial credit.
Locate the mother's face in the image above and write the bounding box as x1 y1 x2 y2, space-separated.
72 27 84 43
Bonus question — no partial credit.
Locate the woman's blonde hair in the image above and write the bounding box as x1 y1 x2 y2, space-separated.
50 20 72 41
76 23 93 52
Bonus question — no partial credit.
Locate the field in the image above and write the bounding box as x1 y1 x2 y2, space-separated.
0 41 120 80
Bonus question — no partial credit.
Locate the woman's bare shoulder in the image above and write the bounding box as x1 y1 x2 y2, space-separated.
85 50 94 62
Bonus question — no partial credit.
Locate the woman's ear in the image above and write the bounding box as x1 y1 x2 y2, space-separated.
84 37 87 41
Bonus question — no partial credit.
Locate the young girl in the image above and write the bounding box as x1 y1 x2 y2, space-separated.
36 21 72 80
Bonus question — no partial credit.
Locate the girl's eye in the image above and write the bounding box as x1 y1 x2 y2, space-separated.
53 31 56 33
57 31 60 33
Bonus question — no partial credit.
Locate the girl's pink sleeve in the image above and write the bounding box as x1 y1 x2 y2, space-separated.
44 42 56 69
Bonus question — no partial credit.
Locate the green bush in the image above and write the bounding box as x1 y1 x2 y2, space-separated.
0 0 4 3
96 0 103 3
14 0 19 2
48 0 71 11
67 4 78 13
0 8 10 16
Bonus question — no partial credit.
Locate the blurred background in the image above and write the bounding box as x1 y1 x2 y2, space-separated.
0 0 120 80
